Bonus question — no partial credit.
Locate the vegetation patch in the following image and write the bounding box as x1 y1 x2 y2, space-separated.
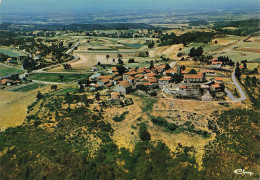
29 73 91 83
0 67 23 78
112 111 129 122
141 97 157 112
11 83 45 92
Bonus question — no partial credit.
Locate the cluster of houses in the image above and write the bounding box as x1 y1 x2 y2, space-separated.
85 62 225 101
0 75 22 87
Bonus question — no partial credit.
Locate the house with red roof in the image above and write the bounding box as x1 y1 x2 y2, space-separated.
114 80 132 94
202 70 216 76
159 76 172 86
183 72 206 83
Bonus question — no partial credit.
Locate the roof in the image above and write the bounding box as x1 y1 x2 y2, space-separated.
113 72 119 76
184 72 204 79
99 75 114 80
212 62 223 65
165 69 175 74
203 70 215 73
179 85 187 89
212 84 220 88
141 82 152 86
111 67 118 72
114 76 123 81
159 76 172 81
135 74 144 78
127 76 134 80
124 71 137 76
209 58 218 61
137 68 146 73
147 72 157 77
0 79 9 85
120 80 131 88
129 68 137 72
215 77 223 81
148 77 157 83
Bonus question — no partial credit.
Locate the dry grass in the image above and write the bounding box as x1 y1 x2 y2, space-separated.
0 85 50 129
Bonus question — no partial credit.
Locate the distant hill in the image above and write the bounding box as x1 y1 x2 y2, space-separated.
214 19 260 28
0 23 156 31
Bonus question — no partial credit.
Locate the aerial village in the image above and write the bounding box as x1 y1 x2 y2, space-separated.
84 57 229 105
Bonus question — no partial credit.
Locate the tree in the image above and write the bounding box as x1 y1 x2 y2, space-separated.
95 92 100 100
106 55 109 61
51 85 57 90
139 124 151 141
148 41 154 48
149 60 155 70
165 63 171 70
59 75 64 82
235 67 241 80
251 76 257 86
36 91 43 99
197 46 204 56
118 59 124 65
116 65 126 75
128 58 135 63
189 47 196 57
117 53 122 59
177 52 183 57
188 69 197 74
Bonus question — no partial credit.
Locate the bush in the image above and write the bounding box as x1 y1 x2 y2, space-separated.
112 111 129 122
139 123 151 141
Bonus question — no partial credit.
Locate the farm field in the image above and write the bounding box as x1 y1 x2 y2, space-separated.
0 85 50 129
10 83 45 92
29 73 91 83
0 66 23 78
0 47 26 58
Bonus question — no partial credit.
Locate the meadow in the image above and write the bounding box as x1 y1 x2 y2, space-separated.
11 83 45 92
0 66 23 78
29 73 91 83
0 47 26 58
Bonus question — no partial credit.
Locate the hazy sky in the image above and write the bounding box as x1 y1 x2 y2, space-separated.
0 0 259 14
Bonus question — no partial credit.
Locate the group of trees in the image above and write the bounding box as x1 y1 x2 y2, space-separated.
63 64 72 69
189 46 204 57
217 56 235 66
160 31 215 46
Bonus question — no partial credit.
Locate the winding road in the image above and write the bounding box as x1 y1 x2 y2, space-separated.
225 70 246 102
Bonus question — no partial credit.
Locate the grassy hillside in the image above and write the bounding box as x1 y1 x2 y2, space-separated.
0 75 259 179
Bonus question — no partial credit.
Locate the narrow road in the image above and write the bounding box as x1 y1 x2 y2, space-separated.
31 80 77 85
225 70 246 102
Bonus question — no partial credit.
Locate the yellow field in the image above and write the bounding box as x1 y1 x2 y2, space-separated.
0 85 50 129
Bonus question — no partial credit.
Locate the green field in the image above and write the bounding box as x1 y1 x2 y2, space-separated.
0 67 23 78
29 73 91 83
11 83 45 92
122 43 144 49
0 48 26 58
182 43 221 54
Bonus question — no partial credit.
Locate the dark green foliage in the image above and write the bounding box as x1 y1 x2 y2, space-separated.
188 69 197 74
214 19 260 36
189 46 203 57
138 123 151 141
112 111 129 122
151 116 178 132
203 109 260 179
160 32 215 46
